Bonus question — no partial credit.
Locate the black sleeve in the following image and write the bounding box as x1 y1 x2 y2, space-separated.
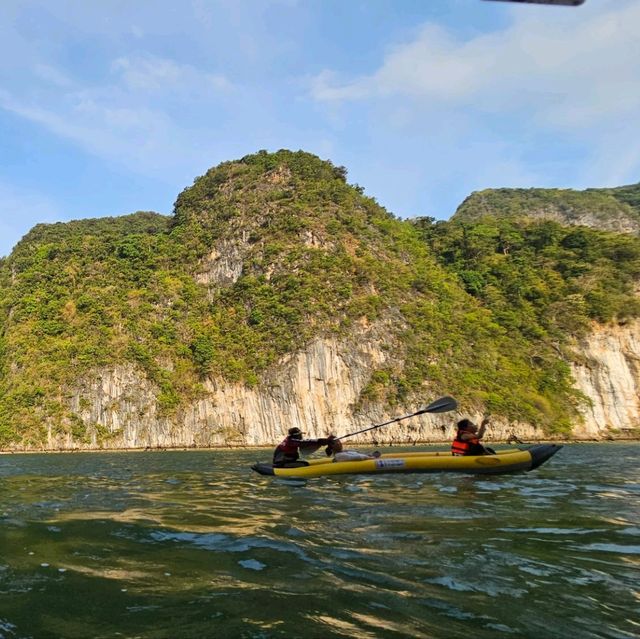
300 438 329 446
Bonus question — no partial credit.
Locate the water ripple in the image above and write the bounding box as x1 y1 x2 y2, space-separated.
0 444 638 639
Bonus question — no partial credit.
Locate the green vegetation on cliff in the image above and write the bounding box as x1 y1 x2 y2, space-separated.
590 182 640 214
414 215 640 336
0 151 638 447
454 184 640 233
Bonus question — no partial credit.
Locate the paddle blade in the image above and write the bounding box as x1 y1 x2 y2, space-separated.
419 396 458 414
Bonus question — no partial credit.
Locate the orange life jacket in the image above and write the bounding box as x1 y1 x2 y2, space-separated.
451 430 484 456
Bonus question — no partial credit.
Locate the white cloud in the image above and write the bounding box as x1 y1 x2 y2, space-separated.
0 3 294 183
0 88 176 173
312 24 492 103
111 53 231 93
0 48 235 177
311 1 640 130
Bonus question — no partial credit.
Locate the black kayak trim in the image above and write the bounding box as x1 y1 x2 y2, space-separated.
252 462 275 476
528 443 564 470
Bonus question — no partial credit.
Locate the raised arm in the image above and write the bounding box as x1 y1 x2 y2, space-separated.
478 415 490 439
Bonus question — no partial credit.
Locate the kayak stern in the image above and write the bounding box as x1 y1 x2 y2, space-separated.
252 462 275 476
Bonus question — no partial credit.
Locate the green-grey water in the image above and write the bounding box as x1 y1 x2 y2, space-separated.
0 444 638 639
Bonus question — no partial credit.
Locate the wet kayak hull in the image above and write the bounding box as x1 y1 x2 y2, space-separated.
251 444 563 478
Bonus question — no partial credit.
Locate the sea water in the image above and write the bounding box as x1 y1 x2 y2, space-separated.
0 443 638 638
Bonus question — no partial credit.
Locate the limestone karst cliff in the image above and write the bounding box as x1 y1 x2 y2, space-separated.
51 322 640 450
571 319 640 438
0 150 638 449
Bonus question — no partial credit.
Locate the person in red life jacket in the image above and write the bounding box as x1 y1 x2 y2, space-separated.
451 416 492 456
272 427 331 468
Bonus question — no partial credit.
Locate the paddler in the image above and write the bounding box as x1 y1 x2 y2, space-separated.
451 416 493 456
272 427 331 468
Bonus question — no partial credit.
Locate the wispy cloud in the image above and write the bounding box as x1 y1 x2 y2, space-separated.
310 0 640 196
311 1 640 130
111 53 232 93
0 88 179 174
0 48 235 176
312 23 490 103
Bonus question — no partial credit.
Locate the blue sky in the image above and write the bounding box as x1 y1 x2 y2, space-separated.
1 0 638 257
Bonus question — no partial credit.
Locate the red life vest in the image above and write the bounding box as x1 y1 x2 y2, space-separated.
451 430 483 456
276 436 300 455
273 436 302 466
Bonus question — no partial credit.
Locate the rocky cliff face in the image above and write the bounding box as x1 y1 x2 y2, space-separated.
515 206 640 235
62 335 545 451
571 319 640 438
59 320 639 450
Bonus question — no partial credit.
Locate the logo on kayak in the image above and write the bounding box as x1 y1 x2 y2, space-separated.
475 457 502 465
375 459 406 469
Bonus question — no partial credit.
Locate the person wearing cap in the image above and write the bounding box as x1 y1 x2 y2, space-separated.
451 416 492 456
272 427 331 468
324 437 381 462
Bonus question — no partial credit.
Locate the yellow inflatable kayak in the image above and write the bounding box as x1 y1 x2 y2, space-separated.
251 444 562 478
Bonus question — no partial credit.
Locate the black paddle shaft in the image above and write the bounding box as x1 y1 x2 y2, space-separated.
337 396 457 441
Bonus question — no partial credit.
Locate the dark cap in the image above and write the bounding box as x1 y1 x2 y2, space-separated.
288 427 303 438
457 419 475 431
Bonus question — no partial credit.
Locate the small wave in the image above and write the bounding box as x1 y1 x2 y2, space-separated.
0 619 17 638
576 543 640 555
485 622 518 634
425 576 527 598
148 529 315 563
238 559 266 571
498 527 602 535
